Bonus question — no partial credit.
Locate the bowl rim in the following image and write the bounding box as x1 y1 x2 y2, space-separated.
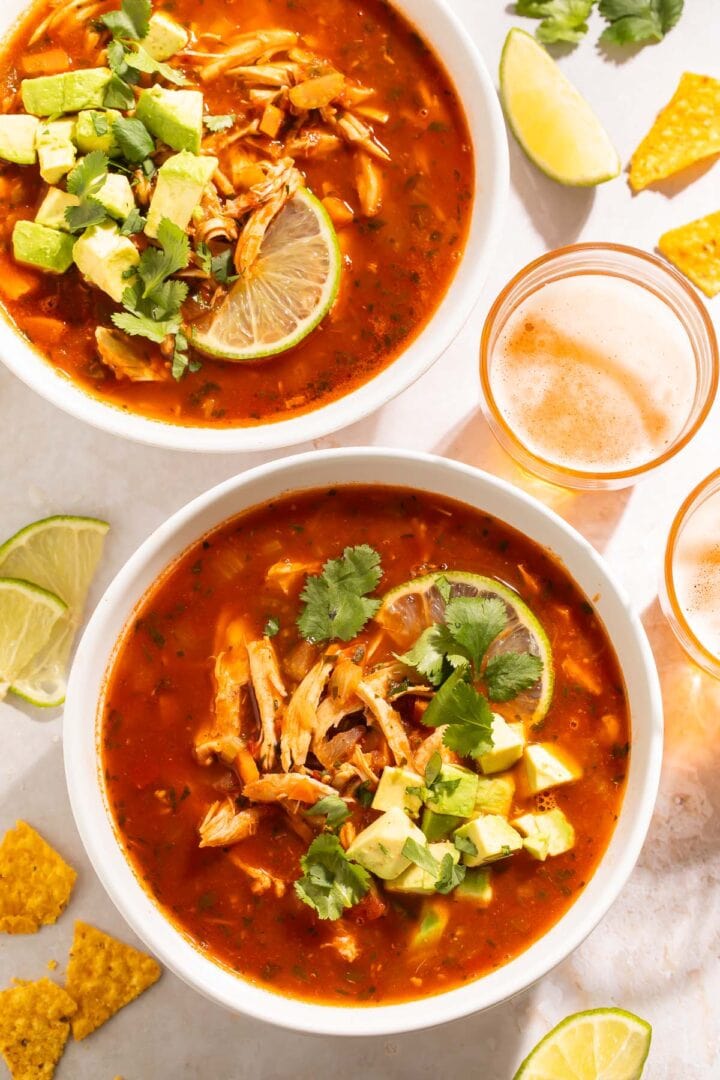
63 447 664 1037
0 0 508 453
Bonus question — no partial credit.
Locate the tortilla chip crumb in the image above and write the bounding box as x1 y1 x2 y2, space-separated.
630 73 720 191
659 210 720 297
65 921 161 1041
46 960 58 972
0 977 77 1080
0 822 77 935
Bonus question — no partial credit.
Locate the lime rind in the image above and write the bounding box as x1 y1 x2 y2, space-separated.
191 187 341 362
514 1007 652 1080
0 577 67 699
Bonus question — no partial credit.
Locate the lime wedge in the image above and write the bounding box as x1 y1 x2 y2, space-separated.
500 28 620 186
514 1008 652 1080
191 187 340 362
0 516 109 706
0 578 67 700
375 570 554 723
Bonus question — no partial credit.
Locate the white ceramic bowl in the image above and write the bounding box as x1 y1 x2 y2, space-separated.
64 448 663 1036
0 0 508 453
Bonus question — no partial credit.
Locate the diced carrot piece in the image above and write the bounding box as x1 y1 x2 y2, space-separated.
0 255 40 301
236 749 260 785
21 315 67 344
21 49 71 75
259 104 284 139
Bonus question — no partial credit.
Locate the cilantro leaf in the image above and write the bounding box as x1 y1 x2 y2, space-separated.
445 596 507 672
297 545 382 643
306 795 351 829
263 616 280 638
435 852 466 894
294 833 370 920
104 72 136 110
599 0 682 43
138 219 190 298
195 241 212 275
112 310 179 343
112 115 155 163
120 207 147 236
435 575 452 603
204 114 235 133
355 781 374 808
454 833 478 857
397 623 468 686
124 44 186 86
516 0 595 43
422 669 495 760
484 652 543 702
424 751 443 788
171 329 199 380
402 837 440 876
65 197 107 234
210 248 239 284
66 151 108 198
101 0 151 42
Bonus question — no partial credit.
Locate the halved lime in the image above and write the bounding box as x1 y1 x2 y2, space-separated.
514 1008 652 1080
375 570 554 722
191 187 341 362
500 28 620 186
0 578 67 700
0 516 109 706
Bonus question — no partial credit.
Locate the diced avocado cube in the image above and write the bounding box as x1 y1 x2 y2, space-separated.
21 68 112 116
144 12 190 61
75 109 121 156
0 115 39 165
479 715 526 775
94 173 135 220
12 220 74 274
524 744 582 795
372 765 424 817
513 808 575 862
345 807 425 881
145 151 217 239
454 867 493 906
410 898 449 949
454 814 522 866
36 119 76 185
35 188 80 232
424 763 478 817
386 842 459 896
421 808 462 843
474 774 515 817
136 86 204 153
73 222 139 302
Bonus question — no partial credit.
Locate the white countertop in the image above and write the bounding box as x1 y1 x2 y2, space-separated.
2 2 720 1077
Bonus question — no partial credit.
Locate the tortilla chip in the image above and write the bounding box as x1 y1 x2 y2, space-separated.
65 921 161 1041
630 73 720 191
0 822 77 934
0 978 77 1080
659 210 720 297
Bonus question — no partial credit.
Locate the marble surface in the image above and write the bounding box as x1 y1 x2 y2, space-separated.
2 2 720 1077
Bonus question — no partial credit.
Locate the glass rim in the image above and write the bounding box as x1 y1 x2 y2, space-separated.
480 242 719 484
663 468 720 677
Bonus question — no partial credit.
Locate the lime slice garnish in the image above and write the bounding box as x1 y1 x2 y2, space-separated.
514 1008 652 1080
0 515 109 706
0 578 67 700
191 187 341 362
375 570 554 723
500 29 620 186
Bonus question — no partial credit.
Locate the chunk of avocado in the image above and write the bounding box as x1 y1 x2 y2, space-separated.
145 151 217 239
421 808 462 843
144 12 190 61
454 814 523 866
424 763 478 817
512 807 575 861
135 86 203 153
345 807 425 880
474 774 515 817
524 744 582 795
410 899 449 949
73 222 139 302
12 220 74 274
454 867 493 906
372 765 424 817
94 173 135 220
479 715 526 775
0 115 39 165
386 842 459 896
21 68 112 117
36 120 77 186
35 188 80 232
75 109 121 156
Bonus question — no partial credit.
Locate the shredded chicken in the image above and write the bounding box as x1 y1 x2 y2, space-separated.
198 801 263 848
233 160 303 273
349 745 380 786
280 655 335 771
314 726 363 770
356 679 414 768
265 559 322 596
247 637 287 769
242 773 336 804
355 151 383 218
228 852 287 896
414 727 457 773
192 30 299 81
195 621 251 766
322 925 360 962
95 328 167 382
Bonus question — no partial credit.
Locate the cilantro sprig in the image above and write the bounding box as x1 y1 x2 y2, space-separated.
401 836 466 894
64 151 110 233
101 0 185 112
516 0 595 43
297 545 382 643
421 670 495 760
306 795 352 830
294 834 370 920
515 0 683 45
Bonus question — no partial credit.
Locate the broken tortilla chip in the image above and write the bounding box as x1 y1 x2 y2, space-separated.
0 822 77 934
630 73 720 192
0 978 77 1080
659 210 720 297
65 921 161 1040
